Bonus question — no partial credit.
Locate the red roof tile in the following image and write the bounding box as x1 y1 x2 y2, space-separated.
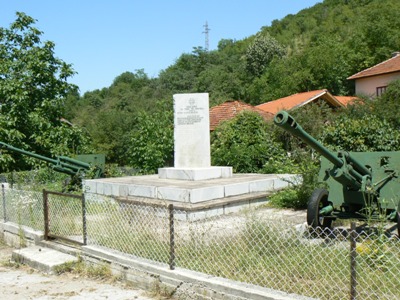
348 52 400 80
209 100 273 131
256 89 344 115
335 96 358 106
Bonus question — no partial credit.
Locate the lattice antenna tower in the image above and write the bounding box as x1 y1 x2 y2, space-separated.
203 21 210 51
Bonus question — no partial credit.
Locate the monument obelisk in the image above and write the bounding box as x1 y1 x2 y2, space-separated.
158 93 232 180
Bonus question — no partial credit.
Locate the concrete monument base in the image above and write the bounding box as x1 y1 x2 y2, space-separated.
158 166 233 181
83 173 299 220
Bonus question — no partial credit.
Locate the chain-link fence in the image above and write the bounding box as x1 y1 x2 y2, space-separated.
172 212 399 300
85 195 172 265
1 184 43 231
43 190 86 244
1 185 400 300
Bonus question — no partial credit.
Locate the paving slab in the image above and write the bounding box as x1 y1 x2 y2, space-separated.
12 245 79 274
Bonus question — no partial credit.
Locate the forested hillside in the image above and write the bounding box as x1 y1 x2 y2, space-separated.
69 0 398 166
66 0 400 166
20 0 400 169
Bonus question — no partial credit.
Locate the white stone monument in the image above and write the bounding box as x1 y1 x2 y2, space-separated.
158 93 232 181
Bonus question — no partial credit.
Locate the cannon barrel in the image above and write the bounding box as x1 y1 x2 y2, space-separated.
274 111 343 168
0 142 59 165
0 142 92 176
274 111 371 187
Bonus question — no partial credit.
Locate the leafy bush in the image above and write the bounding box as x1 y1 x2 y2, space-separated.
371 79 400 129
211 111 295 173
321 114 400 152
269 160 321 209
1 168 70 191
127 99 174 174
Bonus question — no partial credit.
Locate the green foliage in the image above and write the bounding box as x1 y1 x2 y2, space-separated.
322 114 400 152
269 161 320 209
1 168 70 191
66 69 163 165
269 188 299 208
272 102 339 159
127 99 173 174
371 79 400 129
211 111 293 173
85 110 133 165
245 33 286 77
194 65 243 106
58 0 400 174
0 12 88 172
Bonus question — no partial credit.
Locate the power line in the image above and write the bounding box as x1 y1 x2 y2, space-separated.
202 21 210 51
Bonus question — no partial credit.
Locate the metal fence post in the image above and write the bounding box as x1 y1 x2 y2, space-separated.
2 184 7 222
43 189 49 240
82 193 87 245
350 222 357 300
169 204 175 270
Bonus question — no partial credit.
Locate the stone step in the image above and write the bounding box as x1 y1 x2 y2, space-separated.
12 246 78 274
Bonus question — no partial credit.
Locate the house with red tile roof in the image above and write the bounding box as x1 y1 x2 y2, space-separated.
209 90 359 131
347 52 400 97
256 89 350 115
209 100 273 131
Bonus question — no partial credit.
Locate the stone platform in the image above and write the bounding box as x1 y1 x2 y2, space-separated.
83 173 299 220
84 173 297 203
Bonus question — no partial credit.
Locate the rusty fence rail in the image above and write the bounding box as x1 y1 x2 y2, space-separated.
1 185 400 300
43 190 86 245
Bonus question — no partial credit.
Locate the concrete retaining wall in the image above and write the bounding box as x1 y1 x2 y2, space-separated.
0 221 313 300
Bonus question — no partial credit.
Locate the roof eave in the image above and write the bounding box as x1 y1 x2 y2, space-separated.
348 70 400 80
292 90 344 110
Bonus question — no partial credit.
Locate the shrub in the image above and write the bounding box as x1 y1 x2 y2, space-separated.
127 99 174 174
321 114 400 152
211 111 294 173
269 160 321 209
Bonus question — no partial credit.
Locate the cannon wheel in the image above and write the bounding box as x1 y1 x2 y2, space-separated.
307 188 333 229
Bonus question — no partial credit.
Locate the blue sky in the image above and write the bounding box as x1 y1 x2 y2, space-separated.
0 0 321 94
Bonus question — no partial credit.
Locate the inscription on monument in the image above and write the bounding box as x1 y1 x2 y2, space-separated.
176 98 204 125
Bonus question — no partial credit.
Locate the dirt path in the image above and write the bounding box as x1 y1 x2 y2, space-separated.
0 243 159 300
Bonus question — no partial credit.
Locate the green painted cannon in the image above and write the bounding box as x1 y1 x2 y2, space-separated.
0 142 105 181
274 111 400 235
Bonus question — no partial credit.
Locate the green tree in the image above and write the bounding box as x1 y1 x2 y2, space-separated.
211 111 293 173
0 12 89 172
371 79 400 129
245 33 286 77
322 114 400 152
195 65 243 106
127 99 173 174
361 0 400 62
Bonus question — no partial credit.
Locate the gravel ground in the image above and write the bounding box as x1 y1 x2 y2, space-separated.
0 243 159 300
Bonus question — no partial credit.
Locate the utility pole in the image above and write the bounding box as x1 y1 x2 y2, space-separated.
202 21 210 51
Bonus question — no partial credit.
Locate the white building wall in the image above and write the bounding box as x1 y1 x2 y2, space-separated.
355 72 400 97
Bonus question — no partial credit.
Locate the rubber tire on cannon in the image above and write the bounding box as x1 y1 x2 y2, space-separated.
307 188 333 229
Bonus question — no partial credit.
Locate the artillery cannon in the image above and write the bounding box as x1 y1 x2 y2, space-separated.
274 111 400 235
0 142 105 185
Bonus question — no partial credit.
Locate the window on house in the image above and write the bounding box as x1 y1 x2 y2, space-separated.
376 86 387 97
